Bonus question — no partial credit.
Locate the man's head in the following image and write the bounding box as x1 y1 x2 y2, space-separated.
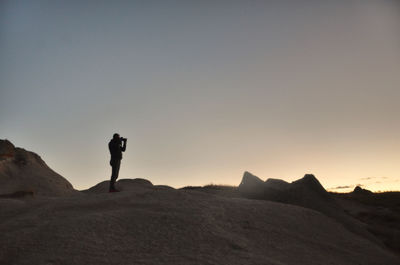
113 133 120 140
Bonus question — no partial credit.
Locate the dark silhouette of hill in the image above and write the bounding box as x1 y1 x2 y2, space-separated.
352 185 374 196
237 171 381 246
181 184 239 198
182 172 398 254
238 171 330 204
332 188 400 254
83 178 154 193
1 178 399 265
0 139 76 196
83 178 174 194
237 171 266 196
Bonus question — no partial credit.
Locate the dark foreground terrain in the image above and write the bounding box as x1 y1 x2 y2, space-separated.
1 140 399 265
0 179 399 265
332 188 400 254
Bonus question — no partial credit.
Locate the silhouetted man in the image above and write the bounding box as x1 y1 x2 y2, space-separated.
108 133 127 192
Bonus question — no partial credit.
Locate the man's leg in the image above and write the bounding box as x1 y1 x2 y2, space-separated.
110 160 121 191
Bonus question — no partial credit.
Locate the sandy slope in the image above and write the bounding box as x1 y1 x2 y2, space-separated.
0 179 398 265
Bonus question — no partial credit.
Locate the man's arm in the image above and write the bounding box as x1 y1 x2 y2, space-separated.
121 139 127 152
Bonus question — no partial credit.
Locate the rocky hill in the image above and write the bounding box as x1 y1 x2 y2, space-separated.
0 140 76 196
238 171 382 245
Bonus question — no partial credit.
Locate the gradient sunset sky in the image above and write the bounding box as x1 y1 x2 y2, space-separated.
1 0 399 191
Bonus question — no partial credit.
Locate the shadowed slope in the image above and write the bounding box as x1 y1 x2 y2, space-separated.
333 188 400 254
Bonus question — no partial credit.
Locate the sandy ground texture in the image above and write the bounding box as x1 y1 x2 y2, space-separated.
0 178 399 265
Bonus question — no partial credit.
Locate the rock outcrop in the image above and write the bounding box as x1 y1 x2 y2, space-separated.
238 171 265 197
0 140 15 160
0 139 76 196
352 186 373 195
83 178 153 193
238 171 380 246
238 172 331 209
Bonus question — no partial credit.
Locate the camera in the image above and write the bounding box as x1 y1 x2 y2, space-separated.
120 137 127 141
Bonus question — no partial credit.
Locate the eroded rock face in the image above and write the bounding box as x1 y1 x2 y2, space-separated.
237 171 379 245
0 140 15 160
292 174 329 196
239 172 330 204
264 178 290 190
0 139 76 196
240 171 264 186
238 171 265 198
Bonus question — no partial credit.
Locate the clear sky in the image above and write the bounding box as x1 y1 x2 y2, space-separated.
1 0 399 192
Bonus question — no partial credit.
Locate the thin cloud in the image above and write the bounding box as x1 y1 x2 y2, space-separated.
329 184 365 190
330 185 353 190
360 176 389 181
